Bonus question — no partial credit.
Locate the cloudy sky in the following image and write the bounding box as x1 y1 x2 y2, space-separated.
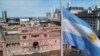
0 0 100 17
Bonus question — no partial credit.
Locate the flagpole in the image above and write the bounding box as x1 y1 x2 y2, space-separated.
60 0 63 56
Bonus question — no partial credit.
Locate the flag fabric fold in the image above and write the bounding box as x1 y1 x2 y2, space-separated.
63 8 100 56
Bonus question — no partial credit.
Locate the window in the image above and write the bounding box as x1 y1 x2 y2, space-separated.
22 30 27 33
31 35 35 37
17 43 20 45
12 43 16 46
31 35 39 38
20 24 25 27
55 40 56 43
44 34 47 37
0 44 3 48
23 36 26 39
6 43 10 47
36 35 39 37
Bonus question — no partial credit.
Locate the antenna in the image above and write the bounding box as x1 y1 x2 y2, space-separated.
51 0 55 19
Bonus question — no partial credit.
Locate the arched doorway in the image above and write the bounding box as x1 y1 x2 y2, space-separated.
33 41 39 50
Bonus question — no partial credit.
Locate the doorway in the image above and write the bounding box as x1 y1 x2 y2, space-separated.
33 41 39 49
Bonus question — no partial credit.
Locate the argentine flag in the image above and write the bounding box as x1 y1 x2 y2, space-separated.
63 8 100 56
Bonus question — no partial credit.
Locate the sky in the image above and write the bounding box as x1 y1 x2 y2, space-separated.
0 0 100 17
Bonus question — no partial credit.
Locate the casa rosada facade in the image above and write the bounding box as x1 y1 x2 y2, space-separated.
0 20 60 56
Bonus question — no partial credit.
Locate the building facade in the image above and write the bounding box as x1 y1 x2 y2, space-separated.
0 19 60 56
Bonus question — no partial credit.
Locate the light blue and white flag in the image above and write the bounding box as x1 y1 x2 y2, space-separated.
63 8 100 56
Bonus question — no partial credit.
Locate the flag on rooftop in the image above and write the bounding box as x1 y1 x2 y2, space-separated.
62 8 100 56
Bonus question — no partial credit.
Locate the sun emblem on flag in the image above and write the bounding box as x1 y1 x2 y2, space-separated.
88 33 97 41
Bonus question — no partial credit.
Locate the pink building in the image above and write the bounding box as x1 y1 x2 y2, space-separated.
0 20 60 56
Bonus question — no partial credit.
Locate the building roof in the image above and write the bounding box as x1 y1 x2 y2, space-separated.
5 34 19 41
75 8 100 18
69 7 84 10
0 30 19 41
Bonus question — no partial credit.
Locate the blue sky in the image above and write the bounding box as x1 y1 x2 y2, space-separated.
0 0 100 17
